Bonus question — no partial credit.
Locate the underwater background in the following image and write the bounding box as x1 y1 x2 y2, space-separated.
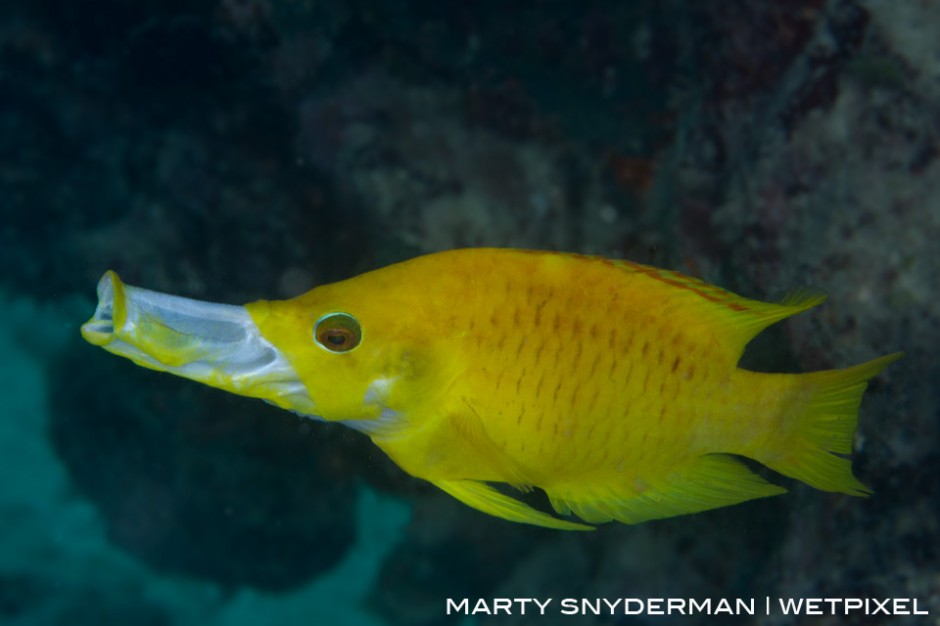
1 0 937 624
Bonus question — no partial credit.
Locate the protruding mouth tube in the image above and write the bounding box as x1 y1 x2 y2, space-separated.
81 271 317 415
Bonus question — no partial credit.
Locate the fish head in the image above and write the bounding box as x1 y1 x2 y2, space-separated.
244 268 456 433
81 269 454 435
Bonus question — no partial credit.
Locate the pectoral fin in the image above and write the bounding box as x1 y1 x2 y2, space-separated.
432 479 594 531
450 402 533 491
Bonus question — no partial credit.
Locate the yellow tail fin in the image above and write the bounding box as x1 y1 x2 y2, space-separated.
761 352 902 495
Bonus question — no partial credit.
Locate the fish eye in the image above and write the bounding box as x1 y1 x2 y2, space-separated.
314 312 362 353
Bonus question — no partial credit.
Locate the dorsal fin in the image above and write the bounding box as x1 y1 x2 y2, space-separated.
611 259 826 364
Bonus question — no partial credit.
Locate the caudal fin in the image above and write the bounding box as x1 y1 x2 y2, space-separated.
761 352 902 495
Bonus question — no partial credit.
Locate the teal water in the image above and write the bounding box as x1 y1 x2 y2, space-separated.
0 294 409 625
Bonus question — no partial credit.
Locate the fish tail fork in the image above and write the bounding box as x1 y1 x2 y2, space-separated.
758 352 903 495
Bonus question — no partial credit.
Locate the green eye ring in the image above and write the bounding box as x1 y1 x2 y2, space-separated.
314 312 362 353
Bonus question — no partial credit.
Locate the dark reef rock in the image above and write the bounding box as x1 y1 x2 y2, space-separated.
49 338 356 591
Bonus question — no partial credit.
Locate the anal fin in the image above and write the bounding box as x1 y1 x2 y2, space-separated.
547 454 786 525
433 479 594 531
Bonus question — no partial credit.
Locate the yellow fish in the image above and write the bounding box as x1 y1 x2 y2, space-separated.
81 249 900 530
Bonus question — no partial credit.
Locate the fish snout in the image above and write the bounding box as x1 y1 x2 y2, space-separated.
80 271 318 415
80 270 127 346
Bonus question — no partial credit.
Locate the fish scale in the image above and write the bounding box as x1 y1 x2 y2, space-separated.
475 267 700 481
81 248 901 530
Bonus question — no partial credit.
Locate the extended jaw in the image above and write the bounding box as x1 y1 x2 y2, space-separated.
81 271 317 416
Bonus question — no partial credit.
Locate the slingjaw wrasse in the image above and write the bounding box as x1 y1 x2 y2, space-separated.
81 249 901 530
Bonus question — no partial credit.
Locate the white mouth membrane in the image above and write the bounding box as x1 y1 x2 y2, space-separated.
81 271 317 416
